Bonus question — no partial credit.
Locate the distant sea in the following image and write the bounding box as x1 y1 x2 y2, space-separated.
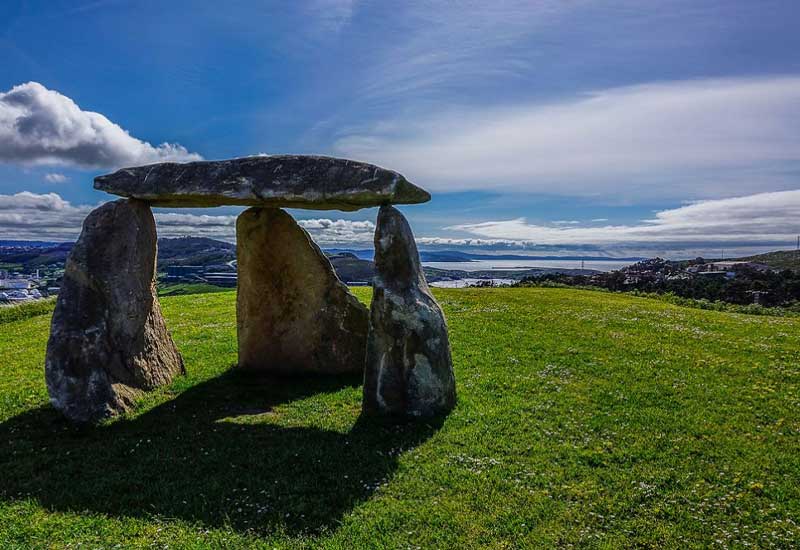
422 259 634 272
431 278 517 288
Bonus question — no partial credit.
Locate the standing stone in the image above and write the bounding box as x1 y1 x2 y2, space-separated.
45 199 184 423
236 208 368 374
363 205 456 418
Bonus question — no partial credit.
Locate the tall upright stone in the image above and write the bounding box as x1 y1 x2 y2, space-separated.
363 205 456 418
236 208 369 374
45 199 184 423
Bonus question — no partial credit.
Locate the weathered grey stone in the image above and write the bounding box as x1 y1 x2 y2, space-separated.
45 199 184 423
236 207 368 374
363 205 456 417
94 155 430 210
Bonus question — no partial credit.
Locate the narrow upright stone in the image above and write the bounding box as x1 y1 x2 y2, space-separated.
363 205 456 418
236 208 369 374
45 199 184 423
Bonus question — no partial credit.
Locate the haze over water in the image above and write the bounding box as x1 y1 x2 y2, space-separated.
422 259 634 272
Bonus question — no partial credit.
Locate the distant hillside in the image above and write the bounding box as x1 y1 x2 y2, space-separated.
0 240 61 248
325 252 374 282
156 237 236 268
735 250 800 271
0 242 73 267
0 237 641 283
0 237 238 273
327 248 646 263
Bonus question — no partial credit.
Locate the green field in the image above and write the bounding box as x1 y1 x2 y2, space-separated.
1 288 798 548
157 282 234 297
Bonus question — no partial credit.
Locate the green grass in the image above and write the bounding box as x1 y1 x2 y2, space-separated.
739 249 800 271
0 298 56 324
157 281 234 297
0 288 798 548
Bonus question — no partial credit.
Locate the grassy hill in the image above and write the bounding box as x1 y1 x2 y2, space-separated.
156 237 236 268
737 249 800 271
0 288 798 548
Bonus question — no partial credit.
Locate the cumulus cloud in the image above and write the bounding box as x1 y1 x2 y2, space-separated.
0 191 71 211
297 218 375 245
0 192 91 240
151 214 376 243
335 76 800 199
153 212 238 240
448 189 800 247
43 172 68 183
0 82 202 169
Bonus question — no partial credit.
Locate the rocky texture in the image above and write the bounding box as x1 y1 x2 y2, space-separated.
45 199 184 423
95 155 430 211
236 208 369 374
363 205 456 417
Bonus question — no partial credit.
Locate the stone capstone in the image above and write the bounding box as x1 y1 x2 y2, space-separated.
236 207 369 374
45 199 184 423
94 155 430 210
363 205 456 417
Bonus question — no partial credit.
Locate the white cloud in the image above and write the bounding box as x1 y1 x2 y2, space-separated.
417 236 529 248
153 212 238 240
297 218 375 245
0 191 375 245
0 192 91 240
44 172 69 183
335 76 800 199
353 1 576 106
0 82 202 169
448 189 800 247
3 190 799 257
307 0 357 33
152 214 376 244
0 191 71 211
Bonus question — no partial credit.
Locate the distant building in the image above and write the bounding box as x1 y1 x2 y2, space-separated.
165 265 205 279
205 264 236 273
0 288 41 303
0 279 33 290
704 261 771 272
202 273 237 287
666 273 692 281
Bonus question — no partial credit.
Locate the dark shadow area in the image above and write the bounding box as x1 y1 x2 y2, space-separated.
0 370 442 535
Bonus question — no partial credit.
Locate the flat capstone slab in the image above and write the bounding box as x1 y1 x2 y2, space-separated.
94 155 430 211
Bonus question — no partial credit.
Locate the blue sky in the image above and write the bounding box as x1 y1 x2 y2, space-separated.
2 0 800 257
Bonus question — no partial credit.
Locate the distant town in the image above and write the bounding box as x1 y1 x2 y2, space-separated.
0 241 69 303
3 237 800 308
0 269 50 303
519 255 800 307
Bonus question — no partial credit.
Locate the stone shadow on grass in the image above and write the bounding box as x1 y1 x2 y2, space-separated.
0 370 442 535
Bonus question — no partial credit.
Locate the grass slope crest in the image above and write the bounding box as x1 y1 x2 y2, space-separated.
0 288 797 548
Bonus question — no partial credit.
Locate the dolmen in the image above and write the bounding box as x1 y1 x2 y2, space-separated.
46 155 456 423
